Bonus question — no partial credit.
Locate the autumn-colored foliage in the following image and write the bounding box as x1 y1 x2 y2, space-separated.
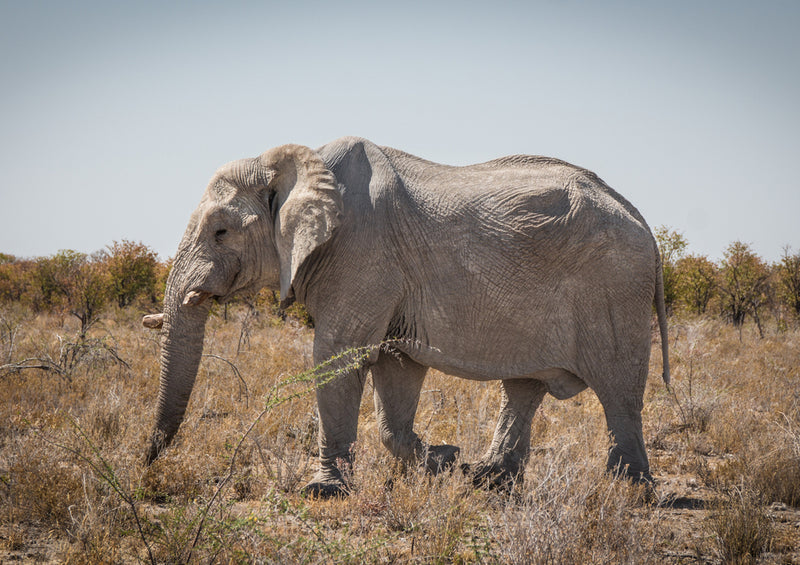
1 231 799 334
655 227 799 330
0 241 161 335
778 246 800 318
718 241 771 336
104 240 160 308
676 254 717 315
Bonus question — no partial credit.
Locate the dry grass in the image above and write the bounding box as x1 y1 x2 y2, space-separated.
1 303 799 563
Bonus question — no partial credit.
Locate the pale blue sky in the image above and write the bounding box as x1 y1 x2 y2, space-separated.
1 1 798 262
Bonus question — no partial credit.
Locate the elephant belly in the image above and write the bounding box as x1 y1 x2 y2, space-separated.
531 368 588 399
400 343 586 399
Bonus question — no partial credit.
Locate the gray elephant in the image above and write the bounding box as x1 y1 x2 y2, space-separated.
143 136 670 497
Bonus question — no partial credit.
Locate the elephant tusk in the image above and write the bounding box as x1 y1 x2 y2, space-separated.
183 289 212 307
142 313 164 329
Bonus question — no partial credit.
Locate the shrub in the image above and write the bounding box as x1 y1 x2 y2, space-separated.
0 257 35 304
676 253 717 315
777 246 800 319
718 242 771 337
655 226 688 315
104 240 160 308
709 487 773 565
26 250 110 335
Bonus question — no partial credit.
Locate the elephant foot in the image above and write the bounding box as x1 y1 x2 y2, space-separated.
300 468 350 499
423 444 460 474
607 460 653 484
462 460 523 491
627 469 654 485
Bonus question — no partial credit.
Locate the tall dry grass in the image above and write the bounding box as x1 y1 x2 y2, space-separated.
1 303 799 563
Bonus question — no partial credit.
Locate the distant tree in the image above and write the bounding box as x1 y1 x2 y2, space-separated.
72 252 112 336
676 254 717 315
718 241 771 337
655 226 688 315
0 255 34 304
30 250 110 335
777 246 800 318
103 240 159 308
30 250 86 312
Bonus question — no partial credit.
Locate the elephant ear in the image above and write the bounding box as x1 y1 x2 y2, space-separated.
256 144 342 305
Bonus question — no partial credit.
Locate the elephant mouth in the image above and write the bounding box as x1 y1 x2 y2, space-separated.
184 262 245 307
183 289 214 306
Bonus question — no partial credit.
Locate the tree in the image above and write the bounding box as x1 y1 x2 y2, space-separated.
718 241 771 337
30 250 87 312
654 226 688 314
777 246 800 319
104 240 159 308
30 250 110 335
72 252 112 336
0 255 35 304
676 254 717 315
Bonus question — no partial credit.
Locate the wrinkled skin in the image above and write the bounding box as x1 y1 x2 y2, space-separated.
144 136 670 497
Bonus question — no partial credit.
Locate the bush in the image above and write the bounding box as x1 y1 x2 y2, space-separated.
655 226 688 315
104 240 160 308
709 487 773 565
676 254 717 315
777 247 800 320
718 241 771 337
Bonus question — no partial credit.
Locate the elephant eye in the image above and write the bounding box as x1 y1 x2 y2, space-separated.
214 229 228 243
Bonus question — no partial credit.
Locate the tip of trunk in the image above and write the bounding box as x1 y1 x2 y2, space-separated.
144 431 168 465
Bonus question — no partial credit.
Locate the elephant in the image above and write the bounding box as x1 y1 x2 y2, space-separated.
142 136 670 497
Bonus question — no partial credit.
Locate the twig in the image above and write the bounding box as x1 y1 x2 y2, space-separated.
202 354 249 405
0 357 68 378
30 416 157 565
186 342 383 561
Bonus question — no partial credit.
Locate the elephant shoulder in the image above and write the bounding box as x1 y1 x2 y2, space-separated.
316 136 375 169
315 137 411 211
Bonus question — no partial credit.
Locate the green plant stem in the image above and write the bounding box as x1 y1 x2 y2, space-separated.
30 416 157 565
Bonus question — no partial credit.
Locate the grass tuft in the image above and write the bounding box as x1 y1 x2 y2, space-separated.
709 486 773 565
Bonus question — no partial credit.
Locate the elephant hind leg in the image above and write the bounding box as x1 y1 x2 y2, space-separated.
604 409 651 482
595 381 651 482
372 351 459 474
468 378 546 489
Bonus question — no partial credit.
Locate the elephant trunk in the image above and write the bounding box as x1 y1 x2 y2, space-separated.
145 273 212 465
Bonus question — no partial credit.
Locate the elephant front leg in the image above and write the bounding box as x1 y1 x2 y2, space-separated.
470 378 546 489
301 356 367 499
372 351 460 474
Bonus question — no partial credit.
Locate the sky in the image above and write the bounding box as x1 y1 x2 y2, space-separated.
1 0 798 262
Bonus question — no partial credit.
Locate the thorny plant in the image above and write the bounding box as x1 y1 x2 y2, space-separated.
30 415 157 564
669 321 719 435
8 312 800 563
38 341 398 564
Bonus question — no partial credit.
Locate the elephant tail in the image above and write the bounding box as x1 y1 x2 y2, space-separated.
654 243 671 386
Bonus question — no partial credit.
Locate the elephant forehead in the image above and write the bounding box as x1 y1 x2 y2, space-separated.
199 193 262 221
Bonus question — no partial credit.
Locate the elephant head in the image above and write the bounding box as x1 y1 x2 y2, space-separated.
143 144 342 464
